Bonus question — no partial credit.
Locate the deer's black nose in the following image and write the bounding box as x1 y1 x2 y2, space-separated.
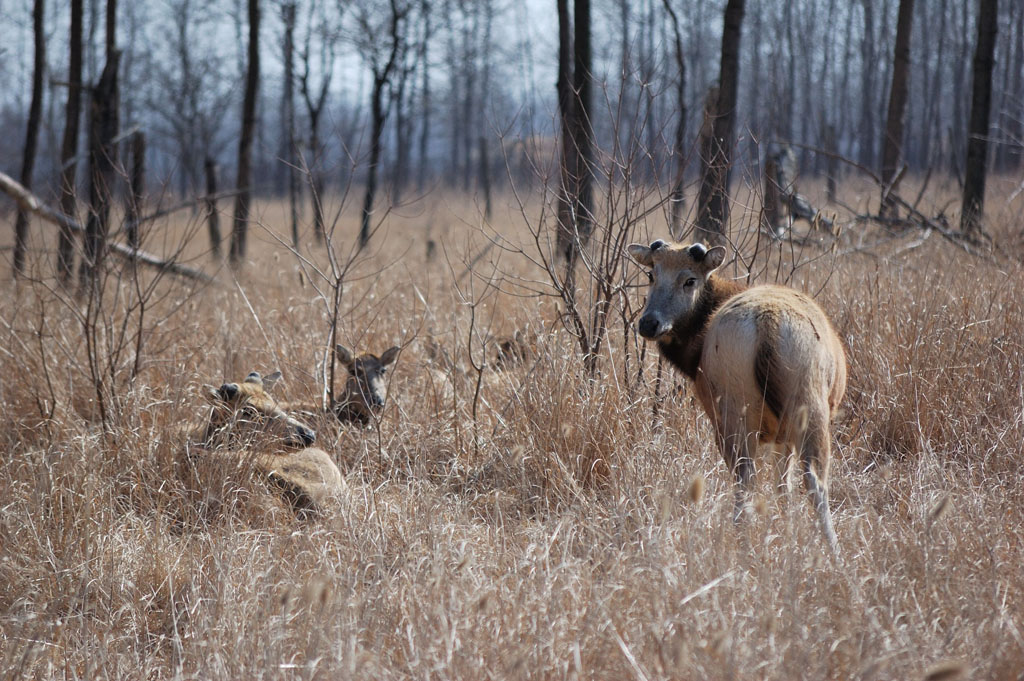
294 425 316 447
218 383 240 400
638 315 660 339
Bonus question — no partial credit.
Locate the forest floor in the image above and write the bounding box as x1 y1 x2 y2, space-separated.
1 174 1023 679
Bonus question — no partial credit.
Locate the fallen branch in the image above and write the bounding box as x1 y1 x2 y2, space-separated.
0 171 215 283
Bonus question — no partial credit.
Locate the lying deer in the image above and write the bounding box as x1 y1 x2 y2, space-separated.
196 370 344 515
628 240 847 553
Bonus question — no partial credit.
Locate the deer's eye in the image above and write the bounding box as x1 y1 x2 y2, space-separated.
683 277 697 288
646 270 654 283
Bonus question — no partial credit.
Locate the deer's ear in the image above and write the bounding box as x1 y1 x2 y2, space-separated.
380 346 400 366
627 243 653 267
703 245 727 272
261 371 282 390
336 344 354 367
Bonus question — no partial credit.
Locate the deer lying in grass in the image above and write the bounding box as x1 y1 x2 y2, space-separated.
627 240 847 553
198 371 344 515
333 344 399 424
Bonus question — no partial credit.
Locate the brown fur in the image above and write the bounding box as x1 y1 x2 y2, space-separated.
334 344 399 424
193 371 344 517
628 240 847 553
656 275 746 380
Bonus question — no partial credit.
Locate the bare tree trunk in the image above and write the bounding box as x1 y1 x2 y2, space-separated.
13 0 45 279
825 124 838 203
204 157 222 259
555 0 576 259
662 0 687 236
361 74 388 249
695 0 745 246
298 23 333 246
921 0 948 170
392 57 413 204
416 0 432 192
555 0 594 262
762 151 783 236
359 4 405 250
879 0 915 216
961 0 998 237
126 130 144 250
58 0 84 285
951 0 971 175
1004 2 1024 172
478 0 493 205
79 48 120 292
230 0 260 266
479 136 492 221
858 0 876 169
280 1 299 248
460 4 477 193
309 111 325 242
571 0 593 250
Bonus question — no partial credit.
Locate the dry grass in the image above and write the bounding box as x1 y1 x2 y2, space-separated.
1 176 1023 679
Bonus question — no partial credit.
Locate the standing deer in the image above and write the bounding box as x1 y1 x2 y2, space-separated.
198 370 343 515
627 240 847 553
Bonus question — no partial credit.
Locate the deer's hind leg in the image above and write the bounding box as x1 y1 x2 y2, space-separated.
770 441 797 495
798 406 839 554
712 398 759 523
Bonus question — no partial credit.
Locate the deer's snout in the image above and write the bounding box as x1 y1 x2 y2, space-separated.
294 425 316 447
638 315 662 339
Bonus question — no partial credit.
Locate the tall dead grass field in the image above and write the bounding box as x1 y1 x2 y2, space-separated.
1 175 1023 679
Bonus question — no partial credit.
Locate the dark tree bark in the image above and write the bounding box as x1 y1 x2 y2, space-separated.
1003 2 1024 172
57 0 84 285
555 0 594 262
951 0 971 175
879 0 915 216
392 53 414 204
825 124 838 203
921 0 948 170
280 1 299 248
361 71 391 249
359 2 406 250
555 0 575 257
479 136 492 221
695 0 745 246
126 130 145 250
13 0 45 278
105 0 116 57
298 9 334 246
570 0 593 250
961 0 998 236
858 0 876 169
459 4 478 193
416 0 432 192
79 48 120 292
204 157 222 259
230 0 260 266
662 0 687 237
